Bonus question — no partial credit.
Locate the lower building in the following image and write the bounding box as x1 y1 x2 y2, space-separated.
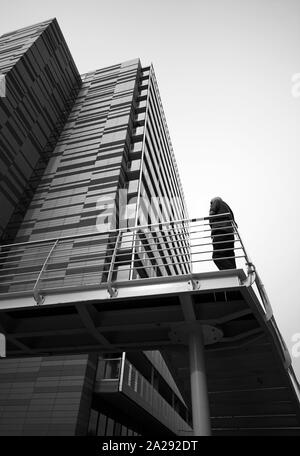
0 351 192 436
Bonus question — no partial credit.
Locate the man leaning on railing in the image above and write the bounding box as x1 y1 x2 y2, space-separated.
209 196 237 270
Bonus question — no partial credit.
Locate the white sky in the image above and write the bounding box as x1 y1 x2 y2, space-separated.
1 0 300 380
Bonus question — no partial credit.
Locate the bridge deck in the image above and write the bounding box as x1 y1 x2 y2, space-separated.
0 269 299 435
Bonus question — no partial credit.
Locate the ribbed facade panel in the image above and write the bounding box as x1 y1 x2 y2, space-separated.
0 354 96 436
0 18 81 240
16 59 141 242
3 60 141 293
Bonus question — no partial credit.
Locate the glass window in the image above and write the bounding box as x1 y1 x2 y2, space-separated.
114 422 121 436
87 409 98 436
103 359 121 379
106 418 114 436
97 413 107 436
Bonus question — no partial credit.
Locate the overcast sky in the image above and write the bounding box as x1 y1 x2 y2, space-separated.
1 0 300 380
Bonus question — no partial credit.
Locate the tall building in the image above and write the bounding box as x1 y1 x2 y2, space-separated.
0 18 81 242
1 19 300 438
0 19 192 436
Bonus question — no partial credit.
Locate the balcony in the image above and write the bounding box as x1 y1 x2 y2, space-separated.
94 356 193 435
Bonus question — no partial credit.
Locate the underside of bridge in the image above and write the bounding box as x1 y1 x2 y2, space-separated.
0 269 300 436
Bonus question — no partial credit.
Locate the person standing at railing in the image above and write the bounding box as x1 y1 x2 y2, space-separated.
209 197 237 270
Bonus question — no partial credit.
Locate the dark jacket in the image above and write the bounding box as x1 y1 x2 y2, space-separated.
209 198 236 234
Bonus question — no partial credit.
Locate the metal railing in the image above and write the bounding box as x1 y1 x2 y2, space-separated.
0 214 250 299
0 213 299 396
0 214 253 299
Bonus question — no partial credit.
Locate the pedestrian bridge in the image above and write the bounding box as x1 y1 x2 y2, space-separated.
0 216 299 435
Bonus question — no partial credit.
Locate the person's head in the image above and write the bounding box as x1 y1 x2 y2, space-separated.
210 196 222 204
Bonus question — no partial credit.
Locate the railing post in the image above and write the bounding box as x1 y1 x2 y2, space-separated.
32 239 58 305
254 269 273 321
107 230 121 297
187 220 193 274
233 221 275 322
118 352 126 392
233 220 256 285
129 228 137 281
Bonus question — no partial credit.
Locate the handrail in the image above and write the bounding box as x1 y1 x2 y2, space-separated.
0 214 260 307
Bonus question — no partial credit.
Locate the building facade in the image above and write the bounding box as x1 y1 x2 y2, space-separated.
0 18 81 242
0 19 192 435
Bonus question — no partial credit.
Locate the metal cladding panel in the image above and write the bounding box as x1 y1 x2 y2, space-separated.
0 18 81 241
15 59 141 243
0 354 96 436
2 61 142 295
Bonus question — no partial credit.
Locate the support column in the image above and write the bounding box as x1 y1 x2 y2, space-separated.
188 329 211 436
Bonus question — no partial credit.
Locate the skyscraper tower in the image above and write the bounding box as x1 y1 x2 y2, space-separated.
0 18 81 242
0 19 192 435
